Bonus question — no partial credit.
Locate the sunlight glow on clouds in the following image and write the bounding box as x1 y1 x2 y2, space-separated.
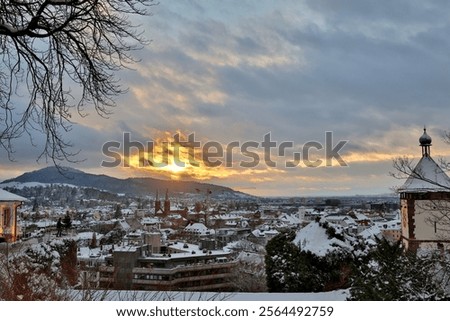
4 0 450 196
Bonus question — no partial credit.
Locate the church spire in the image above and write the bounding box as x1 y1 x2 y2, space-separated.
164 189 170 215
154 190 161 214
419 127 432 157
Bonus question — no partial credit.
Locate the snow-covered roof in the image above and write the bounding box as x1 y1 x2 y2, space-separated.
251 228 279 238
375 219 401 230
236 251 264 265
278 213 301 225
354 213 371 221
77 246 111 260
184 222 215 235
118 220 131 231
398 156 450 192
141 217 161 225
74 232 103 241
358 225 382 240
293 222 352 257
0 188 27 202
165 242 231 258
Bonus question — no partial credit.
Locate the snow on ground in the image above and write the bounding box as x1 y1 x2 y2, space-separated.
32 219 55 228
74 232 103 241
71 289 349 301
0 181 77 189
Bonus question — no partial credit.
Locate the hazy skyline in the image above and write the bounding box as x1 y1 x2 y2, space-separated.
2 0 450 197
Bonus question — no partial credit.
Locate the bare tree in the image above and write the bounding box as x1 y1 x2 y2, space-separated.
0 0 155 163
417 201 450 238
231 261 268 292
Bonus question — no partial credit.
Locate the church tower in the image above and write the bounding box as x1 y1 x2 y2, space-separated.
163 189 170 215
154 190 161 215
398 128 450 251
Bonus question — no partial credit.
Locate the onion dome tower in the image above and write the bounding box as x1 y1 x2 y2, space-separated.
398 128 450 251
419 127 432 157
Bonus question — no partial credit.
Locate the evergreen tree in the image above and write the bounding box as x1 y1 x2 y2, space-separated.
62 213 72 230
90 233 97 249
114 204 122 219
265 231 302 292
265 225 355 293
349 238 445 300
32 198 39 212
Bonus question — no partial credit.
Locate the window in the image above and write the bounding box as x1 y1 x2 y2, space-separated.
3 208 11 227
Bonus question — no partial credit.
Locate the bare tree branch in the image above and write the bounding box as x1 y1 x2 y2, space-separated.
391 133 450 241
391 156 450 192
0 0 156 165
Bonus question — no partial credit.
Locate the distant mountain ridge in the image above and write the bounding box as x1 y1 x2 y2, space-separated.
1 166 250 198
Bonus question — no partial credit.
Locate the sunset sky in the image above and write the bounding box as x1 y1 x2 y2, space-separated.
2 0 450 197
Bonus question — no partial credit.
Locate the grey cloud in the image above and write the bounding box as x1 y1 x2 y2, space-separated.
305 0 450 26
60 0 450 146
5 0 450 196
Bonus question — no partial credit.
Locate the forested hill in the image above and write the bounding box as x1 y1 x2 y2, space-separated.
1 166 250 198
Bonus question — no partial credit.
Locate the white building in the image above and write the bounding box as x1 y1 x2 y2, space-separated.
398 128 450 251
0 189 27 242
184 222 215 236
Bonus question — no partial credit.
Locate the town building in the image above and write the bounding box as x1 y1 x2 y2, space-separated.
398 128 450 251
78 232 236 291
0 189 27 242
